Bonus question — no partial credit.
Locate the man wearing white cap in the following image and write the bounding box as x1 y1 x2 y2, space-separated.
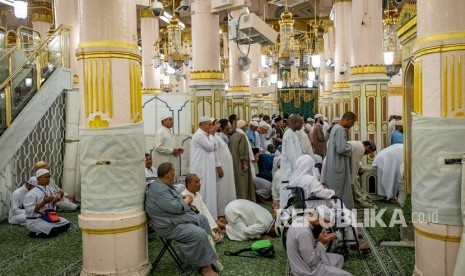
153 114 184 168
258 121 272 152
286 204 351 276
190 116 220 220
23 169 71 237
8 177 36 225
390 120 404 145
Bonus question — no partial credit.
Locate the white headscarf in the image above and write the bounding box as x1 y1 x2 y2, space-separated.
289 154 334 199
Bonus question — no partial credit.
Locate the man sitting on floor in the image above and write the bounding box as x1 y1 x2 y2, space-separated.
218 199 276 241
35 161 78 211
181 173 224 243
145 162 222 276
286 204 351 276
9 177 36 225
24 169 71 238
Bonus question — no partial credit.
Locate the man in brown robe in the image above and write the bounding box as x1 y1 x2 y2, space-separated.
229 120 256 202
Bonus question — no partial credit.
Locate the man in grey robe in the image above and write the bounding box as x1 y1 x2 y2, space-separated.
145 162 222 275
322 112 356 210
286 205 351 276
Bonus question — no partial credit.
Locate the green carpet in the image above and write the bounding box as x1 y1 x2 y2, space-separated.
0 201 414 276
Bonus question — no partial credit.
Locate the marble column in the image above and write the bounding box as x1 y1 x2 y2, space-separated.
140 9 161 94
30 1 52 42
332 0 352 121
321 25 335 120
75 1 150 275
55 0 81 199
190 0 225 129
349 0 389 153
225 9 251 121
412 0 465 275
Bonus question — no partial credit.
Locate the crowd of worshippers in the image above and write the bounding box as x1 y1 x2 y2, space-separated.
144 111 410 275
8 161 78 238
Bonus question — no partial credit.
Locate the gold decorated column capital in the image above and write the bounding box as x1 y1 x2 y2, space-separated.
350 64 387 75
190 70 224 80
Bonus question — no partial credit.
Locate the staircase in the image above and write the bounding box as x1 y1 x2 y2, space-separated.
0 25 73 220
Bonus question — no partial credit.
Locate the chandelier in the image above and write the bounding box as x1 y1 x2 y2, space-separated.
383 0 401 78
153 0 190 71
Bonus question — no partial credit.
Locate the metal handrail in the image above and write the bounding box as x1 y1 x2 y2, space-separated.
0 24 71 129
0 27 7 49
16 25 42 50
0 24 71 90
0 46 17 64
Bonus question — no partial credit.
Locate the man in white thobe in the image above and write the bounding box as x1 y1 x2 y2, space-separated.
373 143 404 204
35 161 78 211
348 141 376 208
153 114 184 168
222 199 274 241
9 177 36 225
298 126 314 157
258 121 272 153
181 173 224 243
280 114 305 208
144 153 157 185
190 116 220 220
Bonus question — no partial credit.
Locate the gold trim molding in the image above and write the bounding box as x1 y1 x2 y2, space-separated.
140 9 155 18
324 90 332 96
350 64 387 75
190 70 224 80
78 40 139 51
414 44 465 59
76 51 141 63
415 32 465 48
397 16 416 40
251 93 263 98
388 85 403 96
334 0 352 3
31 13 53 23
229 86 250 92
142 88 162 94
333 82 350 89
414 227 461 243
81 221 147 235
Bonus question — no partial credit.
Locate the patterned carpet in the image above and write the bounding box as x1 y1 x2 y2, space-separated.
0 201 414 276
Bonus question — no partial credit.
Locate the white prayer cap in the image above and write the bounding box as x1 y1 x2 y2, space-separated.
323 116 328 121
315 204 334 222
395 120 403 126
237 120 247 128
209 117 216 123
314 113 323 119
199 116 210 123
259 121 270 129
307 117 314 122
252 117 260 122
161 114 172 121
250 121 259 127
332 117 341 123
36 169 50 178
27 176 38 186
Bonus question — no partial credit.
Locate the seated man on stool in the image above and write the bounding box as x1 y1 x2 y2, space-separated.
286 205 351 276
145 162 222 276
181 173 224 243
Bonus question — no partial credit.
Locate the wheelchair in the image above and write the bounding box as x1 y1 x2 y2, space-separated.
276 186 369 261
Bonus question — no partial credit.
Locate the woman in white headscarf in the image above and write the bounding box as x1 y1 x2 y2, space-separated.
289 154 335 200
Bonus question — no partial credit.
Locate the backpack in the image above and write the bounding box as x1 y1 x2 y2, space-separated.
224 240 275 258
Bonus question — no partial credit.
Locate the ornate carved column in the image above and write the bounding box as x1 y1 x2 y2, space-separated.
250 93 264 116
332 0 352 121
190 0 224 129
349 0 389 153
30 2 52 41
140 9 161 94
75 1 150 275
412 0 465 275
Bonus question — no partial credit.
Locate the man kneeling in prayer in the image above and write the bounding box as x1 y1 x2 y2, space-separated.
218 199 276 241
145 162 222 276
286 205 351 276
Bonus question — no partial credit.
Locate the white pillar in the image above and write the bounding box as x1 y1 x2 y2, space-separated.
140 9 161 93
76 0 150 275
189 0 225 129
412 1 465 275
